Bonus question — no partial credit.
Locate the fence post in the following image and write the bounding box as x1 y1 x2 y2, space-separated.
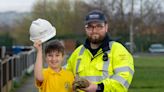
7 58 14 92
0 46 6 59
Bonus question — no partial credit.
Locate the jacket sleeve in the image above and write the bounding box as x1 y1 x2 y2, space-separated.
102 42 134 92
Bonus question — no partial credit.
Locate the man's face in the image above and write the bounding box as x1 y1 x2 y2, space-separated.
85 21 108 44
46 51 64 69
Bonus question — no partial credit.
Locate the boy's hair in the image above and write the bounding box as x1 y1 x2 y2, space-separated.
45 40 65 55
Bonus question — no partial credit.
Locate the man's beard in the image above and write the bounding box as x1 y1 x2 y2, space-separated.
87 34 105 44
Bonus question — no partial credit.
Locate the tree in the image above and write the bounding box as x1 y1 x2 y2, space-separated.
9 0 164 50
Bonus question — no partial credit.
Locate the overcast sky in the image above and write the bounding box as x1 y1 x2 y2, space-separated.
0 0 164 13
0 0 36 12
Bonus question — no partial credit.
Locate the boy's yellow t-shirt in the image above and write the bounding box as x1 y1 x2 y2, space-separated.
36 67 74 92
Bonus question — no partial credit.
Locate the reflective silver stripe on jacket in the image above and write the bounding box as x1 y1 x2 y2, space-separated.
110 66 134 88
82 76 106 82
114 66 134 76
103 50 110 78
101 41 114 78
76 46 85 75
110 75 130 89
109 41 114 49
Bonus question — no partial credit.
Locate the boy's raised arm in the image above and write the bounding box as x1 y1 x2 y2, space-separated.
33 40 44 82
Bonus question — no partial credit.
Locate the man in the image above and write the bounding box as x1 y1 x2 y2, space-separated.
66 10 134 92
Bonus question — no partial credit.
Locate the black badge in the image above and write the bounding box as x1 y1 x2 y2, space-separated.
103 53 108 61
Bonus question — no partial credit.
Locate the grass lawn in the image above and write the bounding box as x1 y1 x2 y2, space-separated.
129 54 164 92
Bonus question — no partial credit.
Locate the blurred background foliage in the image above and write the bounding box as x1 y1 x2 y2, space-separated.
0 0 164 52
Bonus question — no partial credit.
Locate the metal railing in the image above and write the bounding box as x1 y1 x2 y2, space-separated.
0 48 36 92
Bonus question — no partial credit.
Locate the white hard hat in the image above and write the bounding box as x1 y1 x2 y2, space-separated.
29 18 56 43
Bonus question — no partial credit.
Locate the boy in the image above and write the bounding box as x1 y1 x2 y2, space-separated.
34 40 74 92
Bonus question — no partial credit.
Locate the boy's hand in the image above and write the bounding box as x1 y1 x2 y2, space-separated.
33 40 42 51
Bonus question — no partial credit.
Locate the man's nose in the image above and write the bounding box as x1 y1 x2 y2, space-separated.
91 26 98 32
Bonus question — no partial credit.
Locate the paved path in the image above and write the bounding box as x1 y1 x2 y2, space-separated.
15 74 38 92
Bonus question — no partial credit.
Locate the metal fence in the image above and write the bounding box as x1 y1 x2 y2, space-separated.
0 48 36 92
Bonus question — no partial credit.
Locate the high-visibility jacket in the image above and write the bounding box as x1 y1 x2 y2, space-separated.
66 41 134 92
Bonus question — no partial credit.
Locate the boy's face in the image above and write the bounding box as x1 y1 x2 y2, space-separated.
46 51 64 69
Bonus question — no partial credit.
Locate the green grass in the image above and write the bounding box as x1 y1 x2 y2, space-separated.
129 54 164 92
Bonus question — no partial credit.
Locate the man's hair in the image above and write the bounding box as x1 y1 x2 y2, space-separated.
45 40 65 55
